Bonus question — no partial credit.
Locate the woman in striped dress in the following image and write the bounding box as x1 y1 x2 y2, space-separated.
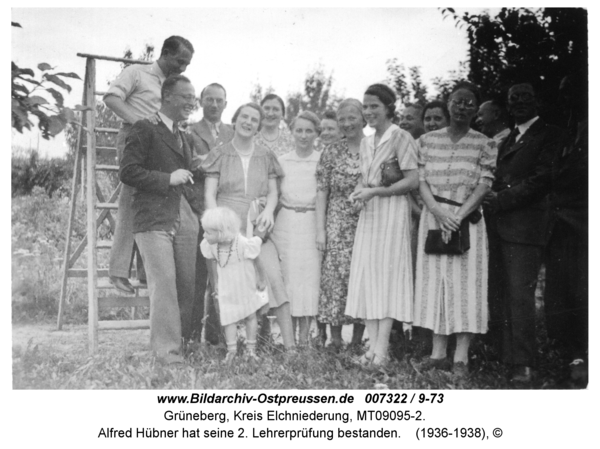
413 82 497 377
346 84 419 366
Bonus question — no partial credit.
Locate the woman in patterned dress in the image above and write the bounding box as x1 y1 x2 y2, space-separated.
346 84 419 366
413 82 497 377
314 110 342 152
202 102 295 349
316 99 366 349
254 94 295 157
271 111 322 346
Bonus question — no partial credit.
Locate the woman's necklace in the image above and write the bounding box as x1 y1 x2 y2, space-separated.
232 141 254 157
260 128 280 143
216 236 237 268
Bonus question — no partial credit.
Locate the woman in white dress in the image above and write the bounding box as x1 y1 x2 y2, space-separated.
346 84 419 366
413 82 497 377
271 111 322 346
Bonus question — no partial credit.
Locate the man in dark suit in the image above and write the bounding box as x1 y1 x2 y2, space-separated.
484 82 566 383
186 83 234 345
188 83 234 156
120 75 199 363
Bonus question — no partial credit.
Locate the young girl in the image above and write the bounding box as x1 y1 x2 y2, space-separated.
200 207 267 363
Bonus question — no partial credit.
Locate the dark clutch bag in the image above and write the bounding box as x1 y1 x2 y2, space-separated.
424 220 470 255
380 157 403 187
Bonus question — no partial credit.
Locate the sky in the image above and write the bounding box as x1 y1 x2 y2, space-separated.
10 6 496 157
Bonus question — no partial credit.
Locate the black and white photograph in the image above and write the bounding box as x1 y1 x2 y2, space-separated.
9 7 594 443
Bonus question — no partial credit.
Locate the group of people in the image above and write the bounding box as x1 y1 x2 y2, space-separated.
104 36 587 385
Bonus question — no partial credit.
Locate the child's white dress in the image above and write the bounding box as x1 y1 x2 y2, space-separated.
200 234 266 326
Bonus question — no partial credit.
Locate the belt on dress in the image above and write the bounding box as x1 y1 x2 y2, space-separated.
280 204 315 213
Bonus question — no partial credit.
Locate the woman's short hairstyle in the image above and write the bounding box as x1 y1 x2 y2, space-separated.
451 81 481 106
337 98 367 126
231 102 265 132
260 94 286 118
201 207 241 243
421 100 450 123
290 110 322 135
321 110 337 122
364 83 397 119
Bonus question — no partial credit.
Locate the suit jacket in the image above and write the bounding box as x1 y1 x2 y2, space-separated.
185 119 234 215
187 118 234 160
120 118 201 233
489 118 567 245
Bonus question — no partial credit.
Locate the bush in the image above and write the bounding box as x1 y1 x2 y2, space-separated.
12 148 73 198
12 187 85 323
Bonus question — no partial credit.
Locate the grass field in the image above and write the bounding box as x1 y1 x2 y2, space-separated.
12 319 580 390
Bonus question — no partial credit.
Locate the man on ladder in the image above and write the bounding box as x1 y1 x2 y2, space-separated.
103 35 194 296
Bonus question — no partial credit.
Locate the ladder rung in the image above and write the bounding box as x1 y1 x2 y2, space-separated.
99 320 150 330
95 127 119 134
95 91 107 96
96 240 113 249
68 268 109 278
96 202 118 210
83 146 118 159
96 164 119 171
67 268 140 278
99 296 150 308
97 279 147 290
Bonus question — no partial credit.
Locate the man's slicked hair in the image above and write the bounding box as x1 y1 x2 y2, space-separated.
160 36 194 56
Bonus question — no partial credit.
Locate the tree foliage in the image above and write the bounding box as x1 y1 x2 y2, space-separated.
440 7 587 123
11 22 85 139
249 81 274 104
285 66 341 123
385 59 429 106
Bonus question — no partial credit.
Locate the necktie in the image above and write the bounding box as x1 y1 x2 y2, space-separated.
505 127 520 149
173 123 182 149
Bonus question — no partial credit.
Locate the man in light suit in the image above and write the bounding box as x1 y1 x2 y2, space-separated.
484 82 566 383
120 75 200 363
186 83 234 345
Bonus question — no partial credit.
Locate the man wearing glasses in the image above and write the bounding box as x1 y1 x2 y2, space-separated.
186 83 234 345
120 75 200 364
483 83 566 383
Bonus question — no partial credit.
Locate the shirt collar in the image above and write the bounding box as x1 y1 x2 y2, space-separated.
516 116 539 136
203 118 222 129
158 111 175 132
371 123 398 148
150 61 167 83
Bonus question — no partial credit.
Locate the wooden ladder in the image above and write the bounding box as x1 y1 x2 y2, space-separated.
56 53 152 354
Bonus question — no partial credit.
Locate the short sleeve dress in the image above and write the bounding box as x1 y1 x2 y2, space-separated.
413 128 497 335
200 234 266 325
270 150 322 317
345 124 418 321
254 125 295 157
201 141 287 309
315 139 362 326
201 141 284 227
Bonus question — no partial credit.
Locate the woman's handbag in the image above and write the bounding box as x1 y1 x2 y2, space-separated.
380 157 404 187
424 195 480 255
424 220 470 255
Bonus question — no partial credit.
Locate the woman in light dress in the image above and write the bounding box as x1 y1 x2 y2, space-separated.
346 84 419 366
413 82 497 377
271 111 322 346
202 102 295 350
